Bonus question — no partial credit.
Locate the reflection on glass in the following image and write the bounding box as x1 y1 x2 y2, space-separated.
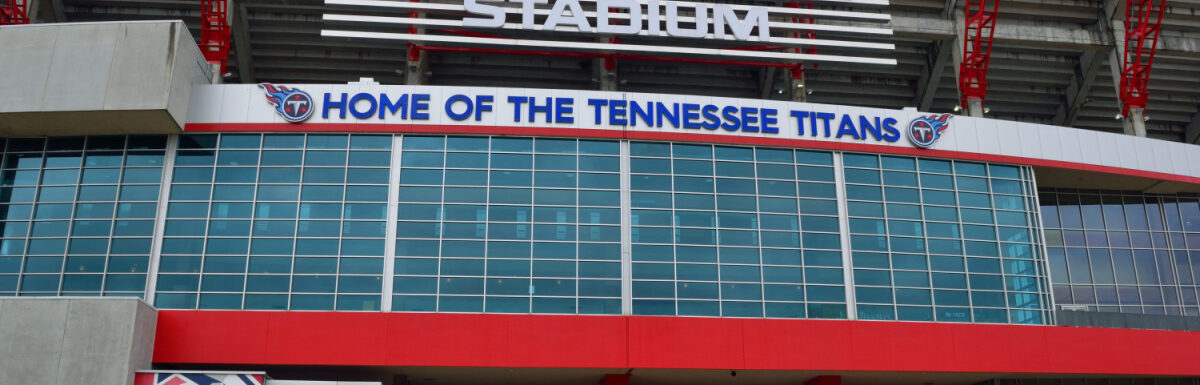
1041 189 1200 316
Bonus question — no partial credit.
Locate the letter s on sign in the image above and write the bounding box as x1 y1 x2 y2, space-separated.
464 0 506 28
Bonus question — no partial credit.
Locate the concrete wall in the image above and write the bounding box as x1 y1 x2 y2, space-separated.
0 298 157 385
0 21 212 135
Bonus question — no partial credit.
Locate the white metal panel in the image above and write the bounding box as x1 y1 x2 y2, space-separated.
1106 134 1131 170
244 85 284 124
186 86 224 124
1150 141 1174 176
993 120 1023 159
1167 143 1191 177
1011 122 1041 160
1132 139 1157 172
217 85 252 124
952 116 980 154
974 118 1001 157
1076 130 1102 167
1036 126 1062 162
1055 128 1083 164
1188 147 1200 178
1093 132 1122 169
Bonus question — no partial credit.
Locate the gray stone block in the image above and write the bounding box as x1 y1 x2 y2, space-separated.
0 299 70 355
0 298 157 385
0 350 62 385
63 300 135 357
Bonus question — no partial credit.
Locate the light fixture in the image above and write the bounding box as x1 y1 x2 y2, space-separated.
805 89 814 95
1115 113 1124 120
983 107 990 114
796 83 805 88
1143 115 1150 122
953 105 961 112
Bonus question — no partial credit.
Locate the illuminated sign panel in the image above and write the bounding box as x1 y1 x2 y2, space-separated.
251 84 946 147
462 0 770 42
322 0 896 65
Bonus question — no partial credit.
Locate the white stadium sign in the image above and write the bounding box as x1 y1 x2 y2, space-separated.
322 0 897 65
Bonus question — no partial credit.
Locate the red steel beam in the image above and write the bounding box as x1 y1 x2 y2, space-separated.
0 0 30 25
959 0 999 108
154 311 1200 376
1119 0 1167 115
199 0 231 75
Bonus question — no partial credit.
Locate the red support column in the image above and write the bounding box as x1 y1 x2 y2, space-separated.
605 36 618 72
200 0 231 75
407 0 420 63
0 0 31 25
787 1 817 100
1119 0 1167 116
958 0 999 112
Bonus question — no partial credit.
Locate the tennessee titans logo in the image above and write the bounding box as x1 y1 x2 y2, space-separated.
908 114 951 148
258 83 313 123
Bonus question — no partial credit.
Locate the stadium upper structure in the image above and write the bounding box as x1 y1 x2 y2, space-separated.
0 1 1198 384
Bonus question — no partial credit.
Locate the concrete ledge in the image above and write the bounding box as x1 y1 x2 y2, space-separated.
0 21 212 135
0 110 184 135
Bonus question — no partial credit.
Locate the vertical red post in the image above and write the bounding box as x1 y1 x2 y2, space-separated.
1119 0 1166 115
407 0 421 62
200 0 231 75
958 0 999 109
0 0 31 25
786 1 818 85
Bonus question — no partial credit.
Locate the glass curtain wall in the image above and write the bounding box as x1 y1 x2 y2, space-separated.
392 136 623 314
155 134 392 310
628 143 847 318
842 154 1050 324
0 133 1058 324
0 136 166 297
1041 189 1200 316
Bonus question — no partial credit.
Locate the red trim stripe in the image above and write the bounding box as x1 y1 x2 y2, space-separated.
153 311 1200 376
185 123 1200 186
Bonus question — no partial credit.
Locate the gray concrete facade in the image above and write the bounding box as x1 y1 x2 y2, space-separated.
0 21 212 136
0 298 157 385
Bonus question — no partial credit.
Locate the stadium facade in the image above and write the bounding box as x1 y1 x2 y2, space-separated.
0 2 1199 384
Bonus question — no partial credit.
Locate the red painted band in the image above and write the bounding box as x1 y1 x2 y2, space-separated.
153 311 1200 376
184 123 1200 186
